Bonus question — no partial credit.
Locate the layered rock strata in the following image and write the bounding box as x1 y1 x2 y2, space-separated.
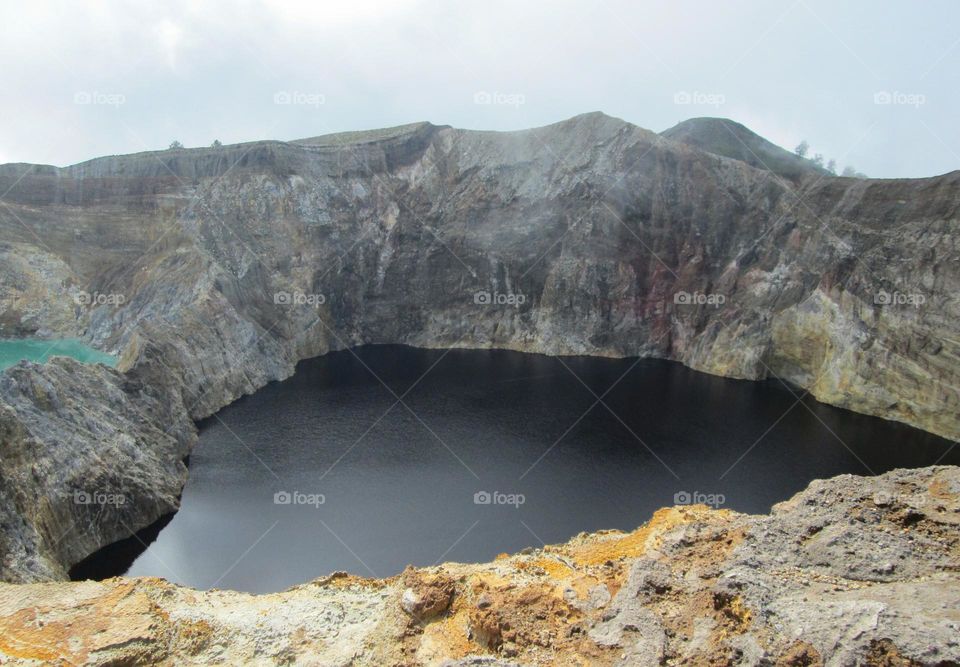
0 112 958 581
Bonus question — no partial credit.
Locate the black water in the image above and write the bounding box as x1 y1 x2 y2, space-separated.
117 345 957 593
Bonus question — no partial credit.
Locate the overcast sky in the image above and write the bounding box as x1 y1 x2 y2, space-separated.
1 0 957 177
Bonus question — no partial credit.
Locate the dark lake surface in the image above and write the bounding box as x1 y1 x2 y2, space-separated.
121 345 958 593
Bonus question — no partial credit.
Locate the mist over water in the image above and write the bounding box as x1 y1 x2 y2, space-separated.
121 345 957 593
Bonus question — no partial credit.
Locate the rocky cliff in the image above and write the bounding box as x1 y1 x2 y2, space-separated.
0 112 958 584
0 466 957 666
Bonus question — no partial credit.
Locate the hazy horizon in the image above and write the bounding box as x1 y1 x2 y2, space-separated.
1 0 958 177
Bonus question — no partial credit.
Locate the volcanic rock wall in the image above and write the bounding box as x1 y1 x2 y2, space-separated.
0 112 958 580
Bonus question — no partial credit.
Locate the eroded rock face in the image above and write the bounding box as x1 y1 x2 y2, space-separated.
0 112 958 581
0 358 192 582
0 467 957 666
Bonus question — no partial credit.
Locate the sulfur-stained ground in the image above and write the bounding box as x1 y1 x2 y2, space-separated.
0 465 958 666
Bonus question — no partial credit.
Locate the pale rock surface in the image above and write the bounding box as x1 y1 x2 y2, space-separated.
0 466 957 665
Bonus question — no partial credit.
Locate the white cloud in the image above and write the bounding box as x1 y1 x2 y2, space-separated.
155 18 184 70
257 0 423 26
0 0 955 177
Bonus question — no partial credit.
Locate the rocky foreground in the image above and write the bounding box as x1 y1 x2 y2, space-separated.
0 466 957 666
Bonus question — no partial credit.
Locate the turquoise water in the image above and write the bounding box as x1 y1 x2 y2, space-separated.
0 339 117 370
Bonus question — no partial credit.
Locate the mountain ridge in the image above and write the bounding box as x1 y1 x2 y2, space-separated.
0 112 886 181
661 116 832 180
